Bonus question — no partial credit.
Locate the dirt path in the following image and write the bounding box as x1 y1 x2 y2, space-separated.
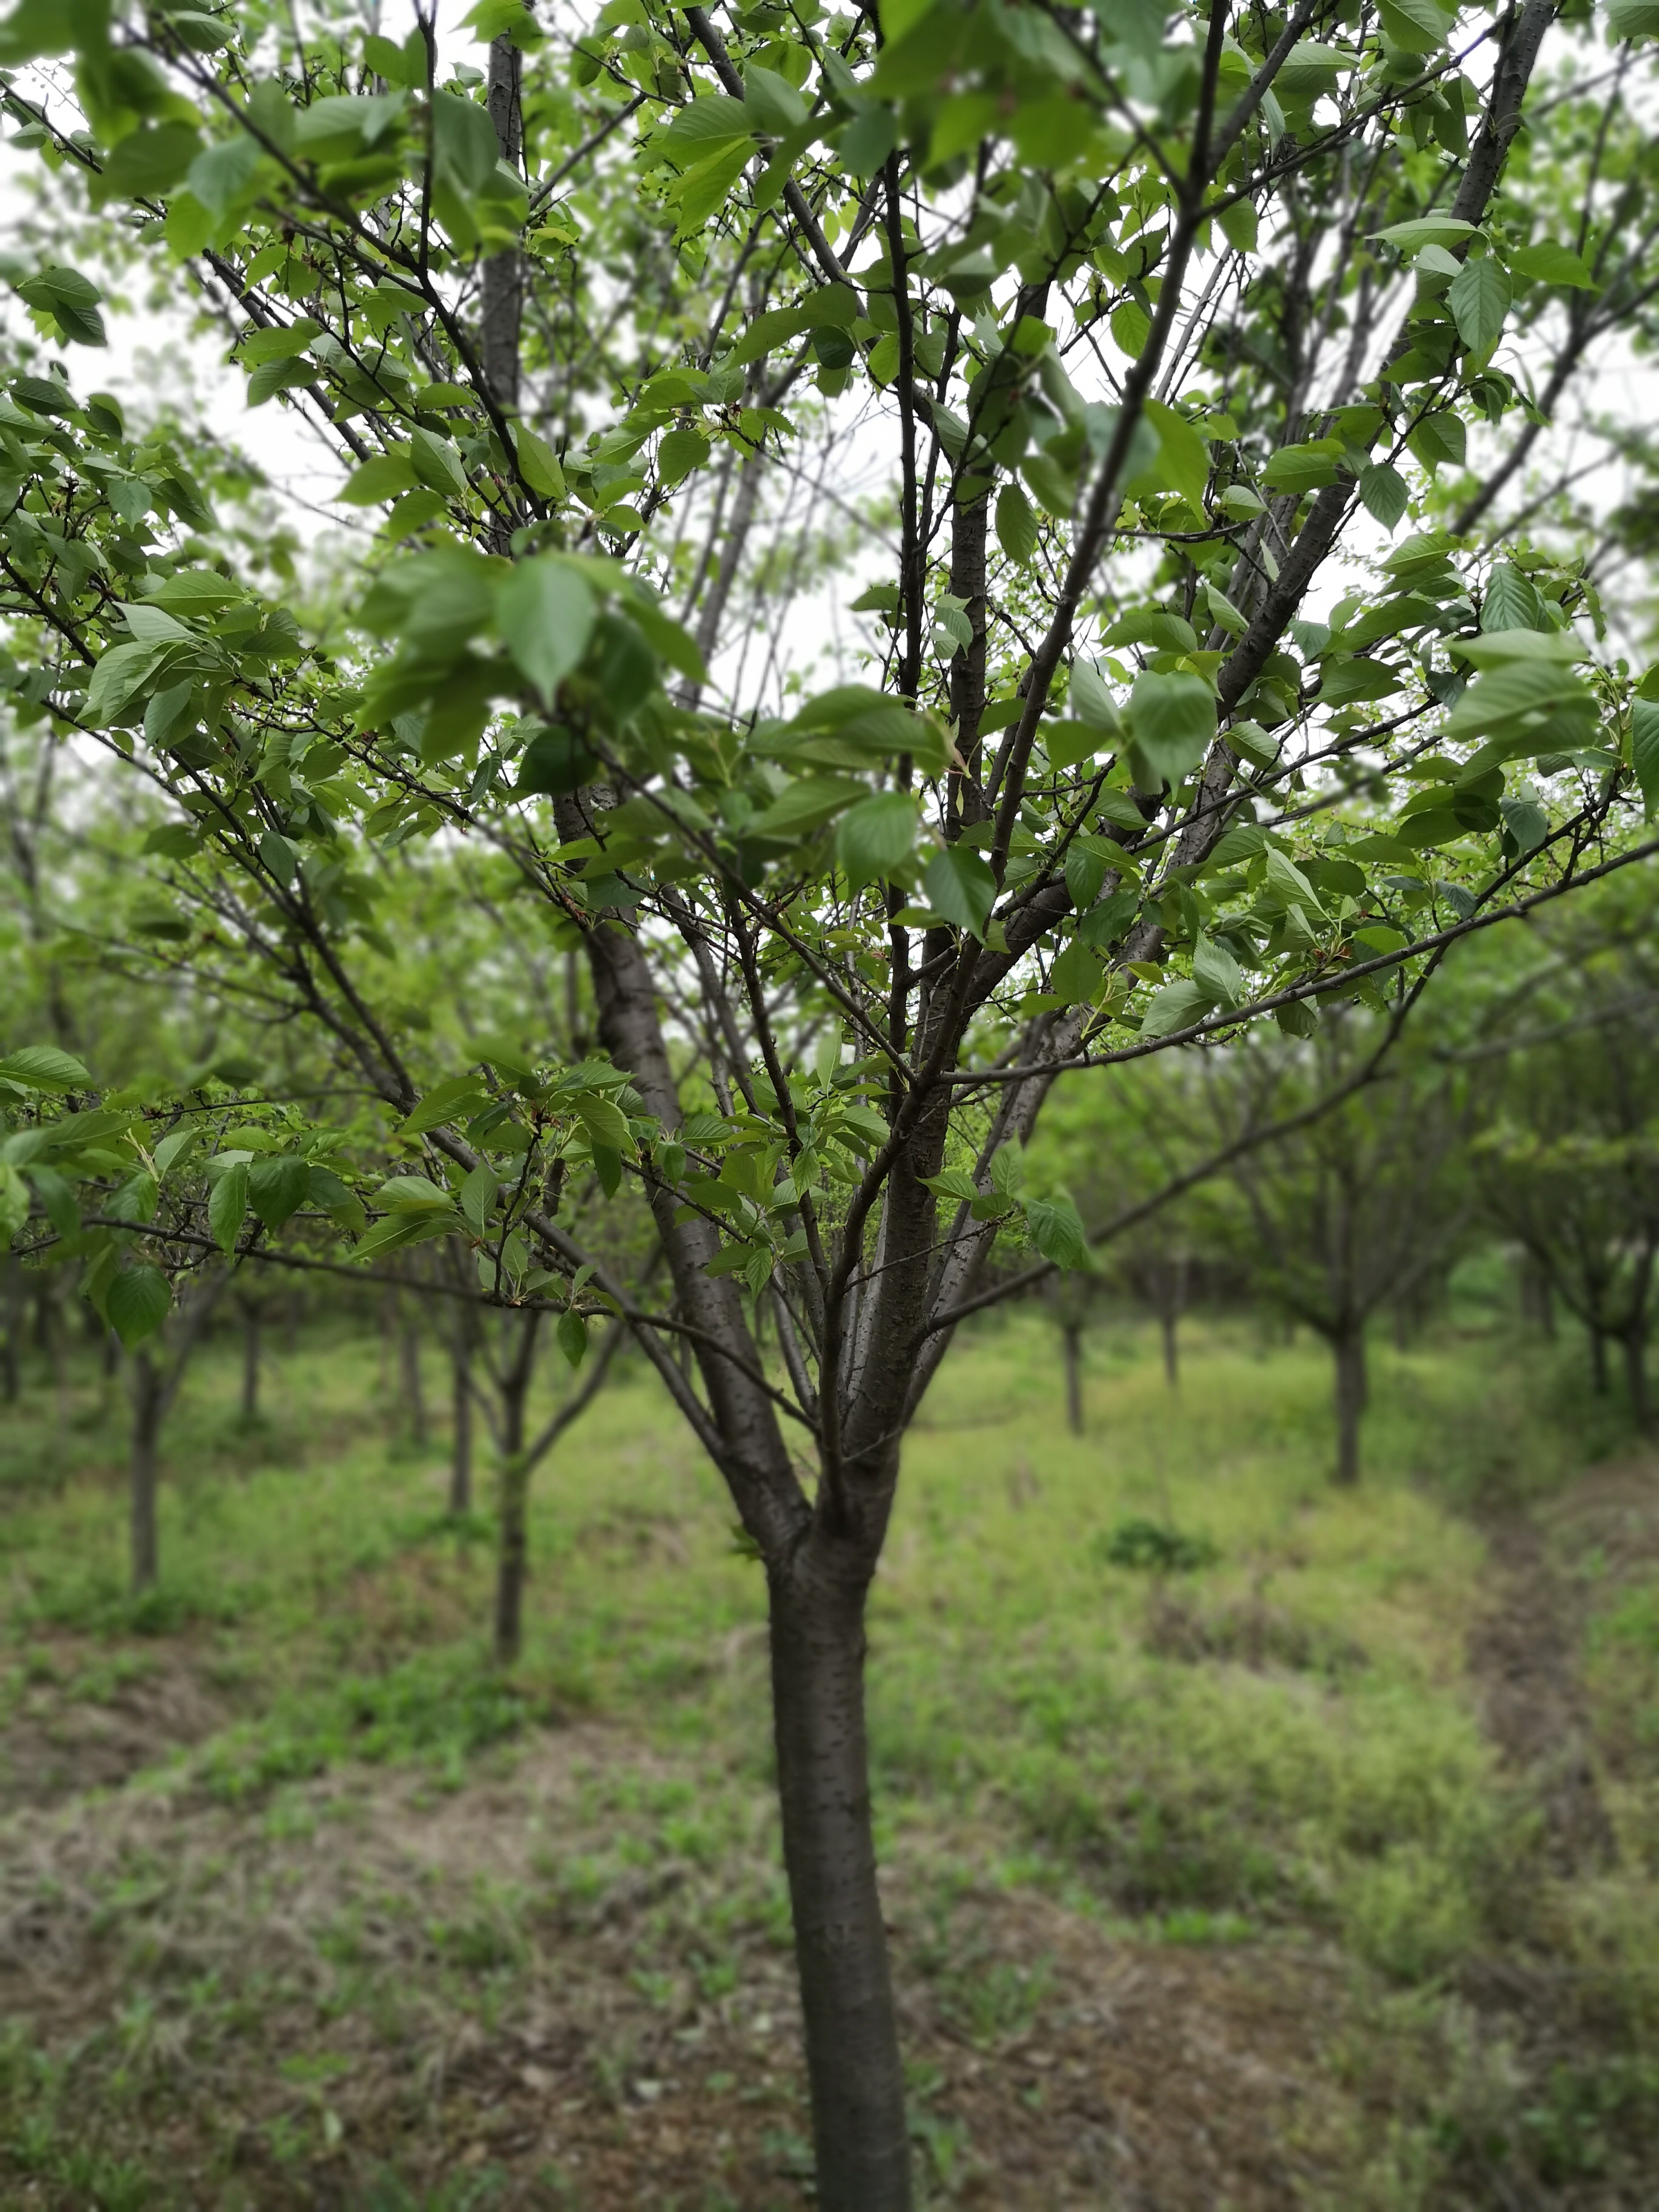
1467 1508 1617 1875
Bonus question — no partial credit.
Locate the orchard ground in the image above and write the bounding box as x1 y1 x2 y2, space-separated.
2 1284 1657 2209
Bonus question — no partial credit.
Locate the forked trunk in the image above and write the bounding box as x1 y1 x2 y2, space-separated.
1333 1323 1366 1486
130 1351 163 1592
768 1536 910 2211
1061 1321 1083 1434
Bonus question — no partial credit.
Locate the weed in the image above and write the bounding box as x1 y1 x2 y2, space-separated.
1094 1516 1220 1573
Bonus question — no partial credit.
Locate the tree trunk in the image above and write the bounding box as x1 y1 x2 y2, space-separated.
768 1537 911 2211
493 1316 539 1666
1333 1324 1365 1486
1061 1320 1083 1435
130 1351 163 1593
400 1312 428 1448
240 1303 260 1424
1 1254 21 1403
1590 1326 1609 1396
1161 1307 1179 1388
1624 1324 1652 1437
450 1345 473 1516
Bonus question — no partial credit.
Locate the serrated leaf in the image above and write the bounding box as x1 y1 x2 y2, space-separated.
1358 461 1409 531
837 792 916 883
1139 978 1211 1041
1050 938 1100 1004
924 845 996 939
657 426 711 486
248 1155 310 1230
400 1075 491 1136
107 1264 171 1348
1632 698 1659 818
208 1160 248 1252
1447 256 1510 356
0 1045 91 1093
1023 1194 1086 1269
996 479 1038 562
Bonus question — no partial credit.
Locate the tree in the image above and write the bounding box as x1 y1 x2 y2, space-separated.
1473 882 1659 1428
3 0 1659 2199
1209 1018 1469 1481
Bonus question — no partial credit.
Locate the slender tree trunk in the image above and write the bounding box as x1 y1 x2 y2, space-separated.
1161 1306 1179 1388
768 1538 911 2211
450 1343 473 1516
1590 1326 1609 1396
1333 1323 1366 1486
493 1316 540 1666
130 1351 163 1593
2 1255 20 1403
400 1308 428 1448
240 1303 260 1424
1061 1320 1083 1435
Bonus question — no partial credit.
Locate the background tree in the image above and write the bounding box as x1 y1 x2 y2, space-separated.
1207 1018 1470 1482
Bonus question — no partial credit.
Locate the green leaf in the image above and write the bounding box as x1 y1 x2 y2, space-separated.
246 356 314 408
248 1155 310 1231
1125 670 1215 788
556 1306 589 1368
0 1045 91 1092
1217 200 1257 253
749 775 867 838
1358 462 1409 531
399 1074 491 1136
107 1264 171 1349
1372 216 1477 254
995 480 1038 563
1406 411 1466 472
1023 1194 1086 1268
1069 658 1119 732
1141 401 1210 514
15 265 106 346
513 425 566 499
1377 0 1452 51
336 453 421 505
1509 240 1597 289
459 1164 498 1233
208 1160 248 1253
575 1093 636 1158
409 427 468 497
1263 439 1345 494
657 426 711 486
1631 698 1659 818
924 845 996 939
496 558 595 709
836 792 917 882
1192 934 1242 1008
1139 979 1211 1041
1050 938 1100 1004
1447 256 1510 355
1481 563 1545 633
101 122 202 196
661 93 753 159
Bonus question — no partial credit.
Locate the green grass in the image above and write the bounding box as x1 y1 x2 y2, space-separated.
1 1294 1656 2203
